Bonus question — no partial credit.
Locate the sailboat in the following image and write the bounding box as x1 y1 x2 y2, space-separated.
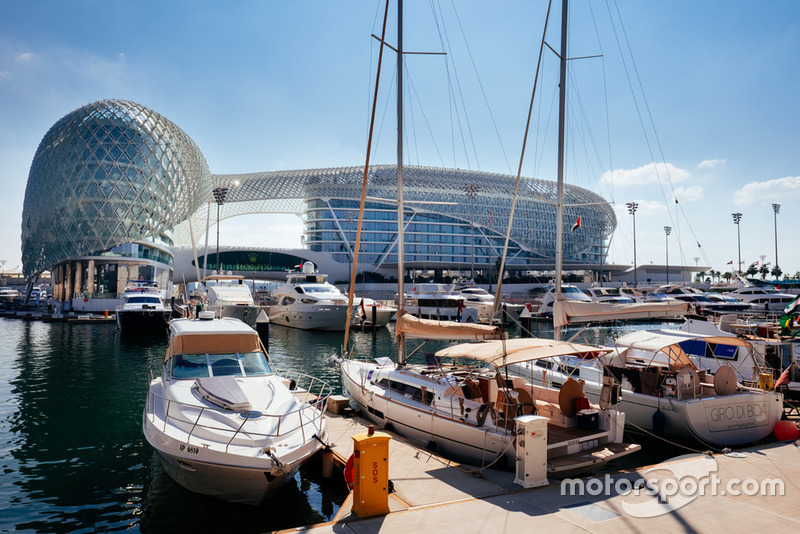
339 0 639 480
505 1 783 448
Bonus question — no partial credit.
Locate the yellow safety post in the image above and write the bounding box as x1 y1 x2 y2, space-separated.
351 425 391 517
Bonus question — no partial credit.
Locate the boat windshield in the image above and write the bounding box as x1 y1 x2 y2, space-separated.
171 352 272 379
301 284 338 294
126 296 161 304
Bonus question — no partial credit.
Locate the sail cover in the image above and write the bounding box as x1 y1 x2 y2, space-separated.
394 310 505 340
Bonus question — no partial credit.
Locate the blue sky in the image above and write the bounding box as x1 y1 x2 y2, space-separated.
1 1 799 280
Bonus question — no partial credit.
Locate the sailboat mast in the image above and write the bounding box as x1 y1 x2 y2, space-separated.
396 0 406 364
554 0 568 341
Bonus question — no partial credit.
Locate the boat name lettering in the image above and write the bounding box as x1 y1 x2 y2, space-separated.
709 402 765 422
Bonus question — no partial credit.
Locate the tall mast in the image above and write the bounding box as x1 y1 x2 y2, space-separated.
554 0 568 341
396 0 406 363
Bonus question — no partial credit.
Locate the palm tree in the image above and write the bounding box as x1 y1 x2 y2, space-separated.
772 265 783 280
759 264 769 279
723 271 733 283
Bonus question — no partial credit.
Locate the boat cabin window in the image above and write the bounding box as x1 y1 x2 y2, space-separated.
171 352 273 379
378 378 434 404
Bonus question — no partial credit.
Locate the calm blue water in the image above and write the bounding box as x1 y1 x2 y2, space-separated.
0 317 685 532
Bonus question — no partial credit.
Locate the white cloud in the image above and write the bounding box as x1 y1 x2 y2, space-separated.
674 185 703 202
733 176 800 205
601 162 690 186
16 52 35 61
697 159 725 169
614 199 665 217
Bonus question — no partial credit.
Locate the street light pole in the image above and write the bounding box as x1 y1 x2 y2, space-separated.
664 226 671 284
732 212 742 275
213 187 229 273
626 202 638 287
773 203 780 275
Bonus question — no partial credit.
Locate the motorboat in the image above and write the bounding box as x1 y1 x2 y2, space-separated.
115 280 171 334
268 262 349 331
143 312 331 505
199 272 261 327
536 284 591 317
585 286 634 304
451 280 523 324
340 312 640 479
655 284 753 314
402 283 477 323
352 296 396 328
0 287 20 303
510 329 783 447
725 286 796 313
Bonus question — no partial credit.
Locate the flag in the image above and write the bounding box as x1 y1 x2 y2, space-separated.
755 261 760 265
726 260 733 265
571 216 581 232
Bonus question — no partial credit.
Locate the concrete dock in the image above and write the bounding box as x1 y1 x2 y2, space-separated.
294 413 800 534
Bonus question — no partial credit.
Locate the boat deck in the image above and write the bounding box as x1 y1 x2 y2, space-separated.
296 412 800 534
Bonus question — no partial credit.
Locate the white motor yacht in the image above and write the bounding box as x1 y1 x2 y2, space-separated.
143 313 331 505
200 272 261 327
585 286 635 304
403 283 478 323
726 286 796 313
268 262 349 331
115 280 171 334
340 312 640 479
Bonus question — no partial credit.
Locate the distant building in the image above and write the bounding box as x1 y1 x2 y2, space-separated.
22 99 623 310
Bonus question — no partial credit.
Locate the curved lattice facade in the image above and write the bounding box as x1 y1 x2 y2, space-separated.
175 165 616 273
21 99 212 277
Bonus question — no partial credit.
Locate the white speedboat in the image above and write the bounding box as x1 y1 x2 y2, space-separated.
340 311 640 478
510 329 784 447
143 313 330 505
115 280 171 334
586 286 635 305
268 262 349 331
200 272 261 327
537 284 592 317
352 297 396 328
0 287 20 303
655 284 753 314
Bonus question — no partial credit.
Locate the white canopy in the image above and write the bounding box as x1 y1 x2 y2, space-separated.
434 337 608 368
613 329 755 368
395 310 505 341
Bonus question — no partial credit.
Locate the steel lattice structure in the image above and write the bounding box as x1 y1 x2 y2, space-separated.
21 99 614 279
21 100 212 277
174 165 615 271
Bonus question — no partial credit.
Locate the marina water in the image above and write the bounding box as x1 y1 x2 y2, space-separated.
1 317 687 532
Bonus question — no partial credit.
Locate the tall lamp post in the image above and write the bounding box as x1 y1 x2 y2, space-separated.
626 202 638 287
772 203 780 274
732 212 742 275
213 187 229 272
664 226 671 284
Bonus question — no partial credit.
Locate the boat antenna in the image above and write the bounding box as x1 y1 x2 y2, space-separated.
343 0 390 354
491 0 553 322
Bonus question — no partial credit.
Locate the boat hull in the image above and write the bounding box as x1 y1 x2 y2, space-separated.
269 304 348 331
116 309 171 334
211 304 261 327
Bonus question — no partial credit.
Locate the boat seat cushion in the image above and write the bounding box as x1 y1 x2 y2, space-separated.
194 376 253 411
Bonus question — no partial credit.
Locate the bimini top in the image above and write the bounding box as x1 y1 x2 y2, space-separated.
435 337 608 367
612 329 755 368
166 317 261 361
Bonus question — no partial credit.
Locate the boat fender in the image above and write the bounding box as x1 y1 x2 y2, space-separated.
652 408 666 435
344 454 355 490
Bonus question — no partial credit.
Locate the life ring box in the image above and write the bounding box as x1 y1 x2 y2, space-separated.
576 408 599 430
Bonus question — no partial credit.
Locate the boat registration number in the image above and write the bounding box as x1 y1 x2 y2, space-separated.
180 444 200 455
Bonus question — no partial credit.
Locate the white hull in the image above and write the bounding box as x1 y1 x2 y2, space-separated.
352 304 395 327
211 303 261 327
340 358 638 473
269 303 348 331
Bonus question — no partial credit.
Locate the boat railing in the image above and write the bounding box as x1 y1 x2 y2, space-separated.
145 373 332 452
